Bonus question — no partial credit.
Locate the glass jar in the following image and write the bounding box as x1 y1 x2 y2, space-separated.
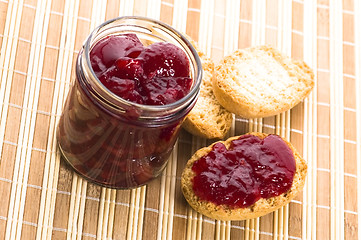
56 16 202 189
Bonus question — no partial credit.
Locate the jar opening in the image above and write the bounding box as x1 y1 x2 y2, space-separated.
77 16 202 123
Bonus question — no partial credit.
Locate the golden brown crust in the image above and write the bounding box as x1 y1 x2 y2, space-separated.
182 38 233 139
181 132 307 221
212 45 315 118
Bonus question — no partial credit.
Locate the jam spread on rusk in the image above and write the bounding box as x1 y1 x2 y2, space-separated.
91 34 192 105
191 134 296 208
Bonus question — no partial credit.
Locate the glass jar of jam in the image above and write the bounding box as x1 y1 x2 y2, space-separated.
56 16 202 189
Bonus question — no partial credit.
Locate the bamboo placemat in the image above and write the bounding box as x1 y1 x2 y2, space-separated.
0 0 359 239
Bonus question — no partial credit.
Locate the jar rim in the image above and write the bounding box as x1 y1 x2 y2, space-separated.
81 16 202 116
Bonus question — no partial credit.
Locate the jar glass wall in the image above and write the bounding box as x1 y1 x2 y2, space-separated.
56 16 202 189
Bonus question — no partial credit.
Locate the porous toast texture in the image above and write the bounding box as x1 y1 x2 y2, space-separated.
182 40 233 139
212 45 314 118
181 132 307 221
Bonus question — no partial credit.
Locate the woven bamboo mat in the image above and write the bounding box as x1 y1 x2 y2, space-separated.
0 0 359 239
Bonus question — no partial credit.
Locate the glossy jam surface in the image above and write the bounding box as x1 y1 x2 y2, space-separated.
191 135 296 208
57 33 194 189
90 34 192 105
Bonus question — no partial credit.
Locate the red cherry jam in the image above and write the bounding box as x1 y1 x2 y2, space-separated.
57 17 201 189
90 34 192 105
191 134 296 208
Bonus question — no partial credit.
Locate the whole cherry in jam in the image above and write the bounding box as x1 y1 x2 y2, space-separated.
90 34 144 73
90 34 192 105
191 134 296 208
138 42 190 78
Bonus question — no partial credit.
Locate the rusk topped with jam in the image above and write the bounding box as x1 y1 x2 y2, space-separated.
181 132 307 221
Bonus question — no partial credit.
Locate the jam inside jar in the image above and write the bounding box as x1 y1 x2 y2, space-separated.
56 16 202 189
